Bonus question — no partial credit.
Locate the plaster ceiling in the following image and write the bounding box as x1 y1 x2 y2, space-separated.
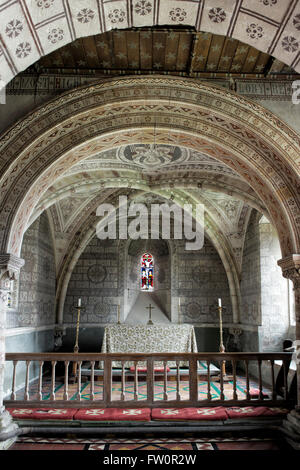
1 0 300 86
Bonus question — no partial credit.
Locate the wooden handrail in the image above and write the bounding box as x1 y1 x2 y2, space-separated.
4 351 293 409
5 352 293 361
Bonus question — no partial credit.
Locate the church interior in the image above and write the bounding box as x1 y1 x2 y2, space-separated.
0 0 300 452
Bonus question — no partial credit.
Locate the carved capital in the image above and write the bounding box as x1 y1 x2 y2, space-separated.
278 255 300 290
0 254 24 288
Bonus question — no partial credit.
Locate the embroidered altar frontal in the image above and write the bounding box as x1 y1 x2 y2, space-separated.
101 324 197 367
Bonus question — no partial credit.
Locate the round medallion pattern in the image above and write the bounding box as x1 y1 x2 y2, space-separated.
87 264 107 283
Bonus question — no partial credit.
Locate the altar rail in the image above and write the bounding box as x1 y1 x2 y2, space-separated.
4 352 293 409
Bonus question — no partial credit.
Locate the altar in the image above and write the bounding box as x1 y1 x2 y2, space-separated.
101 323 197 368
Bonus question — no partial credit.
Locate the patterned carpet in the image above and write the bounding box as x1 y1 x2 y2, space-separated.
9 435 289 451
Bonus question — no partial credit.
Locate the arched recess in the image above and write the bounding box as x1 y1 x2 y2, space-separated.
53 188 242 326
0 77 299 263
1 1 300 85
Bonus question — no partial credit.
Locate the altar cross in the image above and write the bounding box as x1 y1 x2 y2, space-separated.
146 303 155 325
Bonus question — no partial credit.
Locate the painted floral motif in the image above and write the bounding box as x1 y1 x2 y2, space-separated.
108 8 126 23
77 8 95 24
281 36 299 52
208 7 226 23
246 23 264 39
169 7 187 22
134 0 152 16
5 19 23 38
36 0 54 8
48 28 64 44
292 14 300 31
15 42 31 59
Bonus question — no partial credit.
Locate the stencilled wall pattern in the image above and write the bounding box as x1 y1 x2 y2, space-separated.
240 210 262 326
64 237 121 324
6 212 56 328
176 237 233 324
63 233 234 325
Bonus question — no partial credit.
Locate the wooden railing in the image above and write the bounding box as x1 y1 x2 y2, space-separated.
4 352 293 409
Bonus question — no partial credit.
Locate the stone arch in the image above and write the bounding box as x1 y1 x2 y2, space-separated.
1 1 300 85
0 76 299 262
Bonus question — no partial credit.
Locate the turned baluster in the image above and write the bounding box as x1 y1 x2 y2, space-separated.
77 361 82 401
38 361 44 401
232 360 237 401
258 359 263 400
270 360 276 401
63 361 69 401
163 361 168 401
147 358 154 404
283 360 288 401
176 360 181 401
219 359 224 401
189 357 198 403
134 361 138 401
24 361 30 401
121 362 125 401
245 360 250 400
103 359 112 405
11 361 18 401
207 361 211 401
50 361 57 401
90 361 95 402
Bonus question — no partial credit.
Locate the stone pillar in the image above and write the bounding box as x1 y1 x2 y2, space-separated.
0 254 24 449
278 255 300 449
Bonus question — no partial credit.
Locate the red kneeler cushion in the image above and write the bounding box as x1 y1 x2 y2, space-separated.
32 408 78 420
109 408 151 421
225 406 289 419
129 366 170 373
74 408 151 421
152 407 227 421
7 408 35 419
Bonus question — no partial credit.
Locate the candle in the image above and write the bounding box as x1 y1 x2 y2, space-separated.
78 298 81 307
117 304 120 323
178 297 180 307
218 298 222 307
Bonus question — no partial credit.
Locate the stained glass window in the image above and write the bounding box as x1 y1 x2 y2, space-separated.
141 253 154 291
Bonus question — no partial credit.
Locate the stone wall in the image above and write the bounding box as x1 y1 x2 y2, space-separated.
6 212 56 328
240 211 261 327
176 237 233 324
259 218 291 351
239 210 295 384
63 235 233 326
64 238 121 324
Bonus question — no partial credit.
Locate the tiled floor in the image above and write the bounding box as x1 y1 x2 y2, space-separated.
9 436 289 451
